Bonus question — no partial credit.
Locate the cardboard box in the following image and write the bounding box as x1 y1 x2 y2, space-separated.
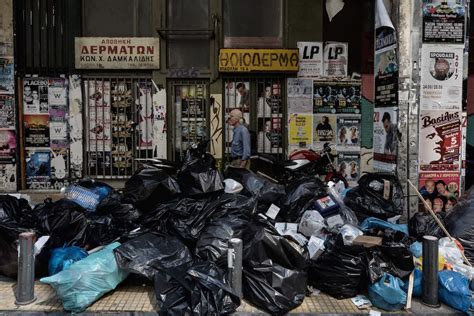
352 236 382 248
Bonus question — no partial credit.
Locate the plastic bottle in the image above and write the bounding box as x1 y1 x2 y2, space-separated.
63 185 100 211
453 263 474 280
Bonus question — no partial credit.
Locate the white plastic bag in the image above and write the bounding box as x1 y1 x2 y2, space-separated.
439 237 463 265
298 210 326 238
340 224 363 246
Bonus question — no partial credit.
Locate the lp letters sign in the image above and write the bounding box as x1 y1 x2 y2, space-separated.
75 37 160 69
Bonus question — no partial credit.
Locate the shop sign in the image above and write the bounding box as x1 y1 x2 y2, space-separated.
75 37 160 69
219 49 299 72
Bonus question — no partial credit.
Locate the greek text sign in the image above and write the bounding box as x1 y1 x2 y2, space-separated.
75 37 160 69
219 49 299 72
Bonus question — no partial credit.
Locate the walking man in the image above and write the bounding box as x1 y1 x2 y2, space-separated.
227 109 251 169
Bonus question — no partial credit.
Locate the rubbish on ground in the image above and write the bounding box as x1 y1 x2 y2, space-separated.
351 295 372 309
438 270 472 313
368 273 407 311
223 178 243 194
298 210 326 238
314 195 339 217
452 263 474 280
48 246 88 276
326 214 344 228
307 236 325 260
353 236 382 248
408 212 444 240
360 217 408 235
340 224 363 246
439 237 464 265
40 242 129 313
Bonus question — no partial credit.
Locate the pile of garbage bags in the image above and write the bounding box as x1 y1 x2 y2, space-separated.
1 149 474 315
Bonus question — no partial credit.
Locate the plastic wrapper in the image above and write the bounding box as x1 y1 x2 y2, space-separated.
439 237 463 265
298 210 326 238
114 234 191 280
368 273 407 311
40 242 129 313
241 219 308 314
445 192 474 262
122 168 181 212
410 242 422 258
408 212 445 240
48 246 88 276
195 214 248 267
280 177 327 222
438 270 472 313
309 236 368 299
344 173 404 221
360 217 408 235
339 224 363 246
328 186 358 226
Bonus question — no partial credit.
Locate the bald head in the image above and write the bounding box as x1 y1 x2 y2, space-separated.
227 109 243 126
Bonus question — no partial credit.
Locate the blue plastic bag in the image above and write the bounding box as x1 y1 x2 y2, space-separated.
41 242 128 313
368 273 407 311
438 270 471 313
409 242 422 258
360 217 409 235
401 269 422 297
48 246 88 276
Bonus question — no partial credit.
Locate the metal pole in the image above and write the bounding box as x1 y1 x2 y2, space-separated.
15 232 36 305
422 235 440 308
228 238 243 298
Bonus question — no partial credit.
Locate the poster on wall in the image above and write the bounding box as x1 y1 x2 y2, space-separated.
0 130 15 163
0 163 16 191
419 172 460 212
420 44 463 111
287 78 313 113
419 110 461 172
69 75 83 179
336 115 361 151
314 114 337 145
313 81 361 114
26 151 51 185
0 95 15 128
373 107 398 172
374 20 398 107
48 79 67 106
288 113 313 146
323 42 348 77
50 148 68 180
152 88 167 159
137 82 154 148
422 0 466 43
0 0 14 57
23 78 49 114
87 80 111 152
24 115 50 147
257 82 282 117
225 81 250 111
336 152 361 187
297 42 323 78
0 58 14 94
257 117 282 152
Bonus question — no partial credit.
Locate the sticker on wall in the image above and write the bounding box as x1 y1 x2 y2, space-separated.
0 58 14 94
0 94 15 128
336 115 361 151
152 86 167 159
313 80 361 114
336 152 361 187
69 75 83 179
0 163 16 191
373 107 398 172
422 0 466 43
323 42 348 78
419 172 460 213
419 110 461 172
287 78 313 114
297 42 323 78
24 114 50 147
50 148 68 180
420 44 463 111
288 113 313 147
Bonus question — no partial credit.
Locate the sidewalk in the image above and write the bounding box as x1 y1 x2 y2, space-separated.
0 277 461 315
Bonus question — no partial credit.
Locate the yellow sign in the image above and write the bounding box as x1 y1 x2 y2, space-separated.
219 49 299 72
289 114 313 146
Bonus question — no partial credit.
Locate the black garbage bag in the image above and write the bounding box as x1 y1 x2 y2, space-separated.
97 192 141 223
115 233 191 280
409 212 445 240
309 235 368 299
122 168 181 212
0 221 29 278
445 190 474 262
177 152 224 196
0 195 36 228
35 199 90 248
241 218 308 314
195 214 249 267
344 173 404 221
279 177 327 222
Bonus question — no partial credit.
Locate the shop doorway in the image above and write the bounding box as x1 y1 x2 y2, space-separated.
169 80 209 161
84 76 154 179
223 77 286 163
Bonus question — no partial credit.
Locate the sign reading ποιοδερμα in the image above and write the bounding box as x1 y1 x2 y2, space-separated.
219 49 299 72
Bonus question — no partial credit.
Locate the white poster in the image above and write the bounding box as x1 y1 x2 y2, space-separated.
323 42 348 77
420 44 463 110
336 115 361 151
373 107 398 172
287 78 313 113
297 42 323 78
